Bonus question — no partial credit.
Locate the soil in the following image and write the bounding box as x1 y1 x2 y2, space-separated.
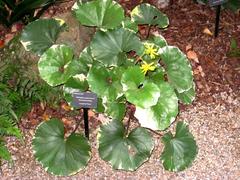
2 96 240 180
0 0 240 179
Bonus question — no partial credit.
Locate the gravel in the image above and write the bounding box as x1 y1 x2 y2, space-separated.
1 91 240 180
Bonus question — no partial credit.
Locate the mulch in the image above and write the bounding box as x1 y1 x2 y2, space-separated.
0 1 240 178
0 0 239 125
119 0 240 105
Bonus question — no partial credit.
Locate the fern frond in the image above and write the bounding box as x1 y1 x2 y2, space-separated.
0 115 22 139
0 139 11 162
14 78 39 99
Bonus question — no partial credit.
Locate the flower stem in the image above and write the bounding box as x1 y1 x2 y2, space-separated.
146 128 164 137
125 104 135 136
72 110 82 134
125 114 132 136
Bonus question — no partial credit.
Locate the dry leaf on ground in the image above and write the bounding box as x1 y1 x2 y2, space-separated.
187 50 199 63
61 103 72 111
88 110 95 118
62 117 73 126
186 44 192 51
203 27 213 36
194 65 205 77
42 113 51 121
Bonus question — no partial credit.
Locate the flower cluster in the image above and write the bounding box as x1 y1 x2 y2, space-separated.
144 43 158 59
140 61 156 75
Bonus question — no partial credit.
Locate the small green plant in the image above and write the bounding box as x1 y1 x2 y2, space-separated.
0 115 22 163
0 35 64 165
0 0 59 27
21 0 198 176
0 84 22 164
227 38 240 58
0 35 64 107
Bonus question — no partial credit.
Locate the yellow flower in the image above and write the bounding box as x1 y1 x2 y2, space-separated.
55 18 65 26
140 61 156 75
144 43 159 59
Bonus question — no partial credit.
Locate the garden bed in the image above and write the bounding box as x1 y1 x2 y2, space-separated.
0 0 239 179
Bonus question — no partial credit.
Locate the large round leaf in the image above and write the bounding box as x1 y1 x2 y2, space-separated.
73 0 124 29
20 18 66 55
159 46 193 93
131 3 169 28
78 46 94 75
95 98 105 113
160 121 198 171
98 119 154 171
147 67 165 83
176 83 196 105
121 17 138 33
121 67 160 108
38 44 80 86
87 66 123 101
125 82 160 108
91 28 144 67
63 74 89 107
135 82 178 131
149 34 168 48
121 66 145 91
103 97 126 120
104 101 126 120
32 119 91 176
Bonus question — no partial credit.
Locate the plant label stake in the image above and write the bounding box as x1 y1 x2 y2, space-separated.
72 91 98 139
83 108 89 139
209 0 227 37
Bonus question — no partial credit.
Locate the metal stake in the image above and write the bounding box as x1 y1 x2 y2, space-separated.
214 5 221 38
83 108 89 139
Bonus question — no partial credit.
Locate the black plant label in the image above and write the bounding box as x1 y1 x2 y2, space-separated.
72 91 98 109
209 0 228 6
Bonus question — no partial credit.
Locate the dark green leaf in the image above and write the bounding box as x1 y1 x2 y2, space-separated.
121 66 160 108
121 66 145 91
176 83 195 105
160 46 193 93
104 99 126 120
122 17 138 33
135 82 178 130
95 98 105 113
63 74 89 108
125 82 160 108
147 67 165 83
73 0 124 29
98 119 154 171
131 3 169 28
87 66 123 101
20 18 66 55
78 46 94 75
91 28 144 67
149 34 168 48
38 44 79 86
32 119 91 176
160 121 198 171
